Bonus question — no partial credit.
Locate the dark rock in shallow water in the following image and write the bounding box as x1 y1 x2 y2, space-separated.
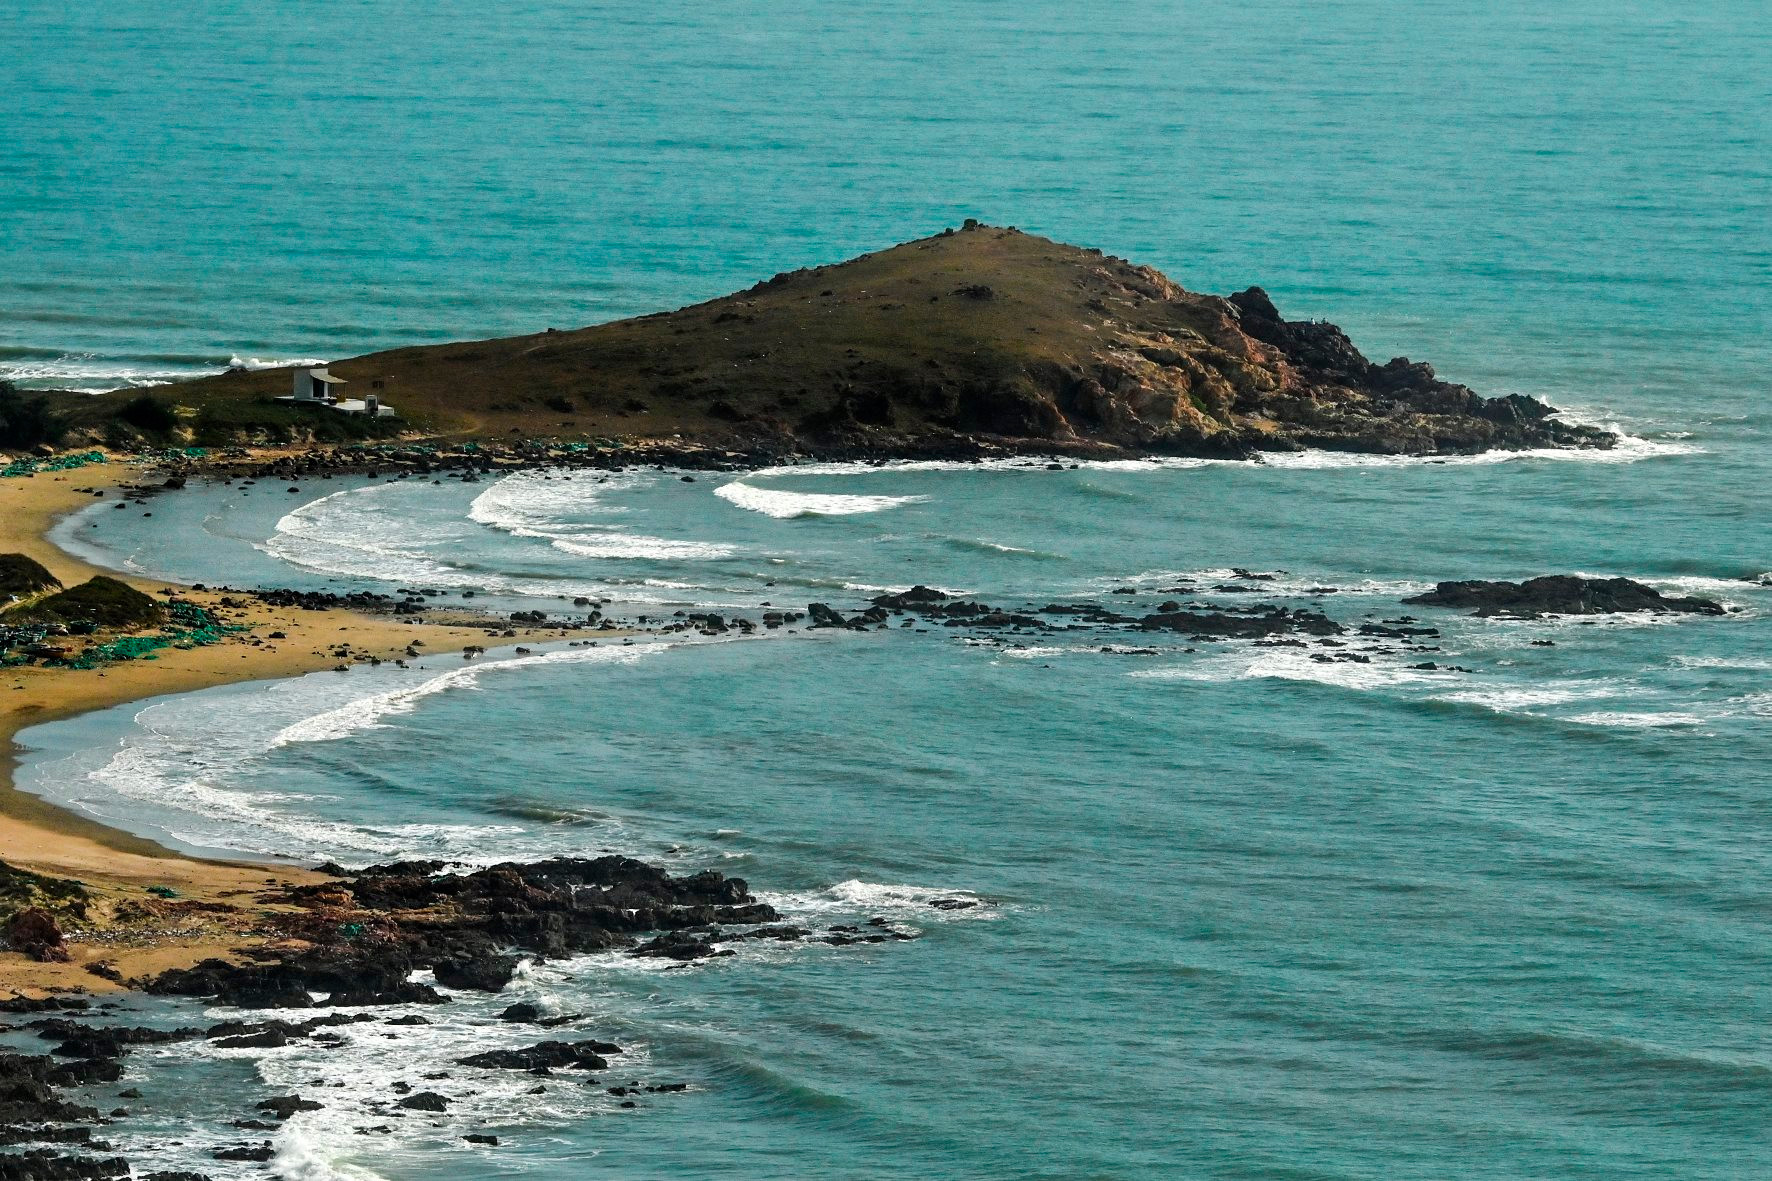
457 1040 619 1071
0 998 88 1015
432 952 519 993
150 856 776 1011
256 1095 323 1120
1403 575 1726 618
0 1149 129 1179
1137 607 1343 638
211 1143 273 1162
631 930 734 961
395 1091 449 1112
806 602 848 627
870 585 951 608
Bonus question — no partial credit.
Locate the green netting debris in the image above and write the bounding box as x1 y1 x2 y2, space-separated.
22 600 248 670
1 450 108 478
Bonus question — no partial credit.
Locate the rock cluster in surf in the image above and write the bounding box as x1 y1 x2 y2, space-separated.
1403 575 1726 618
0 851 940 1175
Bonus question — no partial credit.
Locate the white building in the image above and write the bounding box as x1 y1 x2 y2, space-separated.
290 366 347 403
279 367 396 417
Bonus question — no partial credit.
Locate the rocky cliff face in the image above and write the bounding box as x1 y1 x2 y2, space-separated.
93 223 1615 457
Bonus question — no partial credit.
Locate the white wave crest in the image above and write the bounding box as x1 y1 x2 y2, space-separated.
1435 682 1629 711
263 482 473 584
742 428 1692 480
1109 568 1432 598
550 533 736 560
471 470 734 560
1565 710 1709 728
715 480 927 518
271 643 658 747
1133 647 1463 691
1251 428 1697 469
230 354 330 371
759 879 993 921
1672 655 1772 671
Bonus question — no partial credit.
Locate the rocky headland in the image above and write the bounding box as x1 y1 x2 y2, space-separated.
48 222 1616 460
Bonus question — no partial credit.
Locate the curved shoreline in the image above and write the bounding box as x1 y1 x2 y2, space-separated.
0 454 565 995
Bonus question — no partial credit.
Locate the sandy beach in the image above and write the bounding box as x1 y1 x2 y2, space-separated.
0 455 549 996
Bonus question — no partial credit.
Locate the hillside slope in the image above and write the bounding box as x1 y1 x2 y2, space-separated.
81 223 1613 457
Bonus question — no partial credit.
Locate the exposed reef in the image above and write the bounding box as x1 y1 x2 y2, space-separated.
1403 576 1726 618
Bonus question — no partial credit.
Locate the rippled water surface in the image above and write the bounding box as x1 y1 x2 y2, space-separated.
10 0 1772 1177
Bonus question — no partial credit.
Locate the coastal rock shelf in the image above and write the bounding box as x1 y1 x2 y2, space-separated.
0 852 936 1176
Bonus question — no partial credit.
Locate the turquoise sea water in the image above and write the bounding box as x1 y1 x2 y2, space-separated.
8 2 1772 1178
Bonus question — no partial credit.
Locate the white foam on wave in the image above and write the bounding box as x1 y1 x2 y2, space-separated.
1109 568 1432 598
1435 681 1630 712
269 643 654 747
229 354 330 371
744 427 1692 480
471 470 735 561
84 731 529 862
65 642 683 864
1133 646 1463 692
263 482 473 584
758 879 995 922
715 480 927 518
550 532 736 560
1672 655 1772 672
168 980 656 1181
1251 427 1697 469
3 352 335 394
1564 710 1710 728
468 468 643 529
1635 574 1771 596
270 1128 390 1181
1559 692 1772 730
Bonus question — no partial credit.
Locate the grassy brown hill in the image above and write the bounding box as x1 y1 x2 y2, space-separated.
72 223 1613 457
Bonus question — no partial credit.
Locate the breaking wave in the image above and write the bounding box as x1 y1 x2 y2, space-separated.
715 480 928 518
471 470 737 560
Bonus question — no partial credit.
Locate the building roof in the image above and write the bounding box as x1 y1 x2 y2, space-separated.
309 370 347 384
